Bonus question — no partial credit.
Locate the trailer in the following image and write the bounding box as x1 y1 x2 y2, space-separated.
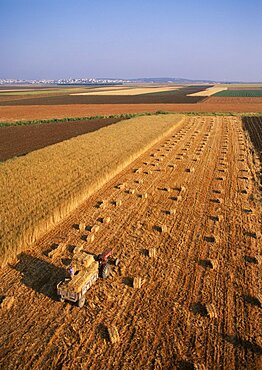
57 249 118 307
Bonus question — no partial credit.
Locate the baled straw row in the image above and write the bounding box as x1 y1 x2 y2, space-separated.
0 114 184 267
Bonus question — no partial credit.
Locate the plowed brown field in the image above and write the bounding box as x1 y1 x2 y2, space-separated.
1 100 262 123
0 116 261 370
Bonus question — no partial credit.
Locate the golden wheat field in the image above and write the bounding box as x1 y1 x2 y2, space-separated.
0 114 184 268
187 86 228 97
0 115 261 370
70 87 178 96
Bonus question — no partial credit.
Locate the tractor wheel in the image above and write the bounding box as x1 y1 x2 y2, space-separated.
101 264 110 279
78 297 85 308
114 258 120 266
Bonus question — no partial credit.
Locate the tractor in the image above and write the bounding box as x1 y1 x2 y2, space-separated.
57 248 119 307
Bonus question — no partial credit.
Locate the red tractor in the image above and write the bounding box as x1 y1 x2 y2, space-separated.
96 249 120 279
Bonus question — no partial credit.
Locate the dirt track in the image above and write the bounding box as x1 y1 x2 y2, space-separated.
0 117 122 162
0 116 261 369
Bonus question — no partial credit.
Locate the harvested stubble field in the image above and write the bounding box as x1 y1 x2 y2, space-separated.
0 115 261 369
0 114 184 267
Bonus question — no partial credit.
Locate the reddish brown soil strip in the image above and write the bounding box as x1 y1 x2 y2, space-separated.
1 101 262 123
0 117 122 162
203 96 262 105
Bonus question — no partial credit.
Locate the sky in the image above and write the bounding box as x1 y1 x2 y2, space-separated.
0 0 262 81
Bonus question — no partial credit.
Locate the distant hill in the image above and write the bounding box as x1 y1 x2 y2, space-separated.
127 77 216 84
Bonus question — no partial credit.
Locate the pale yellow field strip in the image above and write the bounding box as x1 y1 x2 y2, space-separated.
70 87 178 96
187 86 228 97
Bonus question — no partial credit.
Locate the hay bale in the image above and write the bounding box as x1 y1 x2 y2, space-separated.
168 209 176 215
99 201 107 209
79 223 86 232
92 225 100 233
73 245 84 254
116 183 125 190
210 259 218 269
129 189 135 194
173 195 182 202
87 234 95 243
1 296 14 310
133 277 142 289
115 200 122 206
164 187 171 192
141 193 148 199
148 248 157 258
103 217 111 224
159 225 167 233
206 303 218 319
72 253 95 269
108 325 120 344
66 261 99 293
180 186 186 192
134 168 141 173
138 179 144 184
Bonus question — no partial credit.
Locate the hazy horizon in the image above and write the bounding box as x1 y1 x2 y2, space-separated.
1 0 262 82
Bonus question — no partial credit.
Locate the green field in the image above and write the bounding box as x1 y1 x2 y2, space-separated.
214 89 262 97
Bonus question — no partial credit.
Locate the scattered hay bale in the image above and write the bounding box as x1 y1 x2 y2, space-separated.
133 277 142 289
257 294 262 306
87 234 95 243
159 225 167 233
103 217 111 224
210 215 220 222
148 248 157 258
116 183 125 190
141 193 148 199
73 245 84 254
180 186 186 192
206 303 218 319
79 223 86 233
173 195 182 202
99 201 107 209
107 325 120 344
115 200 122 206
167 209 176 215
186 168 195 173
129 189 135 194
164 187 171 192
0 296 14 310
138 179 144 184
210 259 218 269
134 168 141 173
92 225 100 233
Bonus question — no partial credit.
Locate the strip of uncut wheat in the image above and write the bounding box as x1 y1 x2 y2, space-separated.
187 86 228 97
0 114 184 267
70 87 178 96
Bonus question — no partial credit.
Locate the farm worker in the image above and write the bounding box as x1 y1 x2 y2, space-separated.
69 266 74 277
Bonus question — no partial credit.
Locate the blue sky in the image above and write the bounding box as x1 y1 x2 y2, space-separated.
0 0 261 81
